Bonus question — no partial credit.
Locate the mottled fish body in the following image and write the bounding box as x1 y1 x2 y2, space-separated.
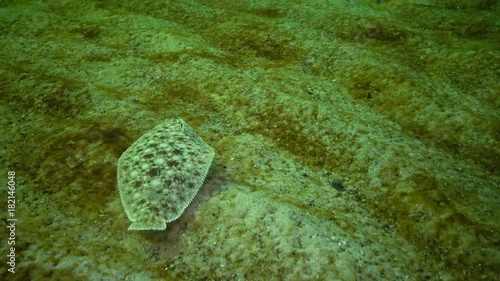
117 119 214 231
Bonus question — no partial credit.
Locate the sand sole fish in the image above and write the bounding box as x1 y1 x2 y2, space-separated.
117 119 215 231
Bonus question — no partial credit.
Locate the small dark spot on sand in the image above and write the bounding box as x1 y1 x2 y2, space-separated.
331 179 345 192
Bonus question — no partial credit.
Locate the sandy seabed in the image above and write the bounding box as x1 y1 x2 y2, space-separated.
1 0 498 280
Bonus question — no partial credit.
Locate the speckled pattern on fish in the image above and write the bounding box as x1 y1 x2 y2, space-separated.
117 119 215 230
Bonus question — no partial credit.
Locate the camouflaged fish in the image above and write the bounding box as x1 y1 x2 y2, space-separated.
117 119 214 230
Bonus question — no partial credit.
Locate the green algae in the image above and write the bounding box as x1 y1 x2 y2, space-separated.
0 0 498 280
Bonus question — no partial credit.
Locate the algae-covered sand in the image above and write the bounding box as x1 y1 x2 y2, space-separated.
1 0 498 280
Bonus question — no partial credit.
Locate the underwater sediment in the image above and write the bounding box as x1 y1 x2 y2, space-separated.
0 0 498 280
